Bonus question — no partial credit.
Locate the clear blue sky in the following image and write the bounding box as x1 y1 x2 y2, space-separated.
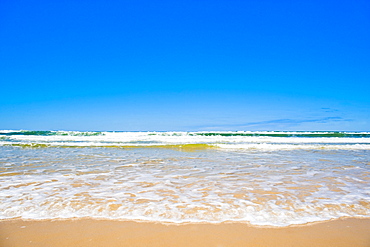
1 0 369 131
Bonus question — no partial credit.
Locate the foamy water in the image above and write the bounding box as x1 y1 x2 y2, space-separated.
0 130 369 226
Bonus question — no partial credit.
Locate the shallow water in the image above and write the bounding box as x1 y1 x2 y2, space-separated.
0 131 369 226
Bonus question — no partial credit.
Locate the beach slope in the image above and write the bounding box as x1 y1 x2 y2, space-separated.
1 218 370 247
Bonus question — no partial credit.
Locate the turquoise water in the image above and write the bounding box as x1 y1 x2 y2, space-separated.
1 130 369 137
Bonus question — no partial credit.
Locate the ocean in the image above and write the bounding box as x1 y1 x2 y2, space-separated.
0 130 369 226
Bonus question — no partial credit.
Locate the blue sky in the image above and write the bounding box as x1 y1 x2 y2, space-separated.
1 0 369 131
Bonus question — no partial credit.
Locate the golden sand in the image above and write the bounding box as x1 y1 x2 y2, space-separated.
1 218 370 247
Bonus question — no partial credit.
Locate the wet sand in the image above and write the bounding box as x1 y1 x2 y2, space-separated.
1 218 370 247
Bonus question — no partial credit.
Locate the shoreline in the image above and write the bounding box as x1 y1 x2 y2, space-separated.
1 215 370 227
1 217 370 246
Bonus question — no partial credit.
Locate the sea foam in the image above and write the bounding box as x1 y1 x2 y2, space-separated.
0 131 369 226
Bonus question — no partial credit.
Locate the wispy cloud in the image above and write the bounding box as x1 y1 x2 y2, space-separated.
237 117 346 127
321 108 340 113
194 117 352 131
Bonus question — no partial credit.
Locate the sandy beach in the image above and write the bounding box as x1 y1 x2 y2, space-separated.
2 0 370 242
1 218 370 247
1 132 369 246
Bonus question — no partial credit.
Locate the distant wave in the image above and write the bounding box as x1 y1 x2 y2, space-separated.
0 130 103 136
0 130 369 150
1 130 369 137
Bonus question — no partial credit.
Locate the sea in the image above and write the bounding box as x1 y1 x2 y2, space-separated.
1 130 369 226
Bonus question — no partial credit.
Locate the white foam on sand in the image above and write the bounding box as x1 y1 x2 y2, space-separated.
0 144 369 226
